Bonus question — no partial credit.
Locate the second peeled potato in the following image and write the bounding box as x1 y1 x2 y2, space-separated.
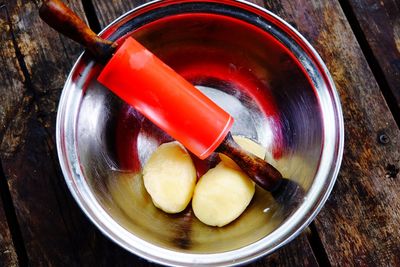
192 136 265 227
192 162 255 227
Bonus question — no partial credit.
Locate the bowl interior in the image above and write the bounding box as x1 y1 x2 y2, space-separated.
75 9 322 254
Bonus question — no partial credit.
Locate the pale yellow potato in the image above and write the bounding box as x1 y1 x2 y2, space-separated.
143 141 196 213
192 162 255 227
219 136 266 170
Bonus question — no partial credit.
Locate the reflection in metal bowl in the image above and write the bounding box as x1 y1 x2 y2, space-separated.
57 0 344 266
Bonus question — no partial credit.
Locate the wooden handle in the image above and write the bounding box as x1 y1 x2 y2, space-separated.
39 0 117 60
216 132 283 192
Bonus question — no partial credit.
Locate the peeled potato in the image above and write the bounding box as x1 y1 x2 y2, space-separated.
219 135 266 170
143 141 196 213
192 162 255 227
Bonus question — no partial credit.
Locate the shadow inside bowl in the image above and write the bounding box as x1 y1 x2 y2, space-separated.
75 10 323 253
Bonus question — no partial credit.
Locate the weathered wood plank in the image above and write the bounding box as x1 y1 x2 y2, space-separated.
0 0 144 265
0 190 18 266
261 0 400 266
0 0 88 264
3 0 399 266
92 0 151 29
346 0 400 115
0 2 26 141
249 232 319 267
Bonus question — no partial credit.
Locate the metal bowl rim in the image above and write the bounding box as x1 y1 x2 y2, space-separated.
56 0 344 266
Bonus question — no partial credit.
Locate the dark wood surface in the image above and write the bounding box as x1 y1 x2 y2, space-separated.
260 1 400 266
0 192 18 266
345 0 400 118
0 0 399 266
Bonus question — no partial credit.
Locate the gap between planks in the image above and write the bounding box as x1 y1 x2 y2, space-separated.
337 0 400 128
0 3 36 141
0 3 33 266
306 222 332 267
0 162 29 266
81 0 101 33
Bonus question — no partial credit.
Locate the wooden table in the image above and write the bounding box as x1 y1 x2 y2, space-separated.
1 0 399 266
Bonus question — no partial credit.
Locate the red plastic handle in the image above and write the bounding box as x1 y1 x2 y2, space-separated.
98 37 233 159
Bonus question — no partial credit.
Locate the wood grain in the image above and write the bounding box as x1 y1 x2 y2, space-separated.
1 0 399 266
249 233 319 267
0 1 88 264
0 0 146 265
346 0 400 113
39 0 117 61
0 2 27 142
0 193 18 266
91 0 151 29
260 0 400 266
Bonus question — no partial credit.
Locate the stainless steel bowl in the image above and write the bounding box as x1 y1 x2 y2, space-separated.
57 0 344 266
